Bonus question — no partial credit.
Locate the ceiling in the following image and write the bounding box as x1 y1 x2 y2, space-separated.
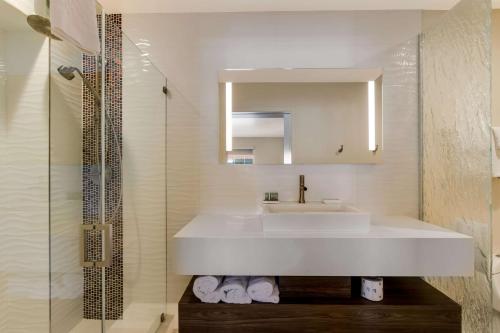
99 0 500 13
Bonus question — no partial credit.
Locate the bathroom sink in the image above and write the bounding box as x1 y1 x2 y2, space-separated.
261 202 370 232
175 214 474 276
264 202 352 213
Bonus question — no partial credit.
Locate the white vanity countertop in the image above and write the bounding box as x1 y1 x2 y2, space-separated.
174 214 474 277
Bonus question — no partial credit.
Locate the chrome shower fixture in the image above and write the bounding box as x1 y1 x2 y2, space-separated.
57 65 77 80
57 65 102 104
26 15 62 40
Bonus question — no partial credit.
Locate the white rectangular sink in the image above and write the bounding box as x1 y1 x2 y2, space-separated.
174 214 474 277
262 202 370 233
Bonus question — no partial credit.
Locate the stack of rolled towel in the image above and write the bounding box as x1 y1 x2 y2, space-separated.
193 276 279 304
193 275 224 303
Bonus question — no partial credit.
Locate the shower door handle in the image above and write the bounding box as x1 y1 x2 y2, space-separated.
80 224 113 268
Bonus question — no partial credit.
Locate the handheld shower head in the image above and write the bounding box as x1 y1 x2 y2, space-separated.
57 66 77 80
57 65 101 104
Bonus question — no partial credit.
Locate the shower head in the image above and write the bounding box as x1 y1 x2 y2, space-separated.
26 15 62 40
58 65 102 104
57 66 77 80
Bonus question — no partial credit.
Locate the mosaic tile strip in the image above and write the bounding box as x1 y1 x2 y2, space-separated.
104 13 124 321
82 29 103 321
82 13 123 320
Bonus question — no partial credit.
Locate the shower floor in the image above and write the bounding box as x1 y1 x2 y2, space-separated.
70 302 167 333
157 303 179 333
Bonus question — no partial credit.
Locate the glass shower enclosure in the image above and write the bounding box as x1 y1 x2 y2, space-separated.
49 7 168 333
0 0 167 332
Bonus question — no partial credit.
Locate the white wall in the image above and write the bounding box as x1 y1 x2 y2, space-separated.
4 0 47 16
492 10 500 259
0 29 50 333
421 0 491 331
492 9 500 332
164 81 201 305
123 10 421 301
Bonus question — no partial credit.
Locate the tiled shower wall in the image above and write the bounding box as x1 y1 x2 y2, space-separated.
0 29 50 333
421 0 492 331
82 14 123 320
50 34 86 333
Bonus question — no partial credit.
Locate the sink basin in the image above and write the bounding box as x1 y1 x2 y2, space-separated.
262 202 370 232
264 202 351 213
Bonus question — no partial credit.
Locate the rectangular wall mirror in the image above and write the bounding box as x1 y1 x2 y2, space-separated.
219 68 383 165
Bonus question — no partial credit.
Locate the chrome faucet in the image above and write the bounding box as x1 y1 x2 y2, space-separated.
299 175 307 204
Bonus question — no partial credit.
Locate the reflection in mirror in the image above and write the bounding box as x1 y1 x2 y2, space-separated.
228 112 292 165
219 68 383 165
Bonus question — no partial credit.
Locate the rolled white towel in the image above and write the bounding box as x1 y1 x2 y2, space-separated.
253 285 280 304
193 276 223 303
220 276 252 304
247 277 280 303
199 288 222 304
247 276 275 299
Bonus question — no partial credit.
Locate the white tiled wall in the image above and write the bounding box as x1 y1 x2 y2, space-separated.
0 30 50 332
165 84 201 304
123 10 421 301
49 38 85 333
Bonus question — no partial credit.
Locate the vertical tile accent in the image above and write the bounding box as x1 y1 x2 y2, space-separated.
82 14 123 320
104 13 124 321
82 33 103 320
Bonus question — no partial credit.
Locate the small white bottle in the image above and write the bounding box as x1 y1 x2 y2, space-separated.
361 277 383 301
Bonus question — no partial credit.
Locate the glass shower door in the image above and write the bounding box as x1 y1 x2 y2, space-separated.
50 8 167 332
106 31 167 333
49 4 106 333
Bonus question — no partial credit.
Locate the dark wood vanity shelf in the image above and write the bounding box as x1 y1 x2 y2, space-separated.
179 276 461 333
